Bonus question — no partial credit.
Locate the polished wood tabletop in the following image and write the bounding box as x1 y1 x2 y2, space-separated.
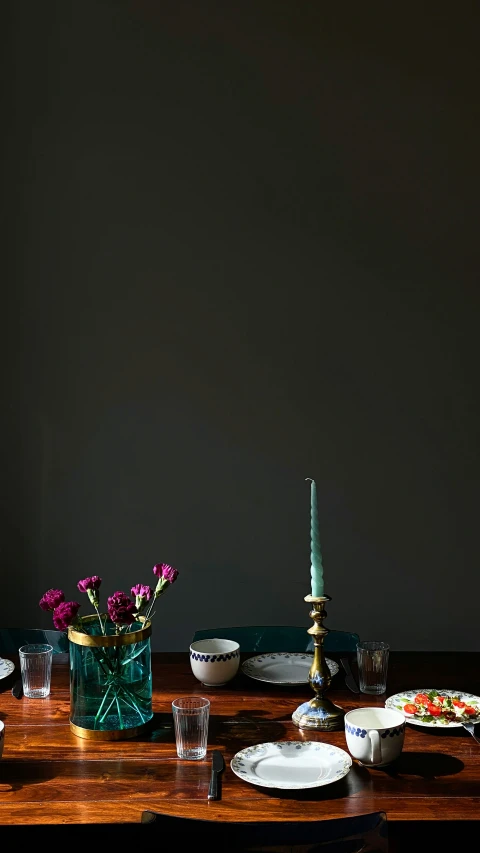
1 650 480 841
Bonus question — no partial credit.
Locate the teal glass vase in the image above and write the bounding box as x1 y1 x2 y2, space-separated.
68 615 153 740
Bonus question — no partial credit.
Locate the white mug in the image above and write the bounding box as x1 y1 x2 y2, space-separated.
344 707 405 767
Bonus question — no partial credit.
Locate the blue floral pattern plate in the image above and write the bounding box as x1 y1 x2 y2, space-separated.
386 689 480 727
241 653 339 685
231 741 352 789
0 658 15 680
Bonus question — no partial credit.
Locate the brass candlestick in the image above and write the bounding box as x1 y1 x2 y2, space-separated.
292 594 345 731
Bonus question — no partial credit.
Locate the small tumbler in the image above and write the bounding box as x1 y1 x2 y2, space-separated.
19 643 53 698
356 641 389 695
172 696 210 760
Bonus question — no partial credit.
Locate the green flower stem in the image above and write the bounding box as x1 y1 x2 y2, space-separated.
94 606 105 635
114 690 124 729
90 647 114 678
95 683 115 726
143 581 168 621
98 694 117 726
144 606 156 623
121 641 149 666
95 677 149 728
118 686 147 720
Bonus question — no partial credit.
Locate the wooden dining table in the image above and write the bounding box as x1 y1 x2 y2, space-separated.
1 649 480 848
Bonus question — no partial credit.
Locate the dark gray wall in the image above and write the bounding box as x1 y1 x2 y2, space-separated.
2 1 479 650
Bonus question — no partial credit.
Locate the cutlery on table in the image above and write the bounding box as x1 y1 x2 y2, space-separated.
340 657 360 693
462 721 480 745
208 750 225 800
11 679 23 699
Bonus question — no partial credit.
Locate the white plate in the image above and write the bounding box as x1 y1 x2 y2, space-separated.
0 658 15 680
241 652 339 685
231 740 352 790
386 689 480 728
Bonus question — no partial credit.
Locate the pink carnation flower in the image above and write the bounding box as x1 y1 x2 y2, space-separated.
39 589 65 612
152 563 179 584
40 561 178 634
107 591 137 626
53 601 81 631
131 584 153 611
77 576 102 593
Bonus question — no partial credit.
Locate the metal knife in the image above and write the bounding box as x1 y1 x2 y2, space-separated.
340 657 360 693
11 679 23 699
208 750 225 800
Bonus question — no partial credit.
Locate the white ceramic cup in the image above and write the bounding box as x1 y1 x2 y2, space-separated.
189 638 240 686
344 707 405 767
0 720 4 760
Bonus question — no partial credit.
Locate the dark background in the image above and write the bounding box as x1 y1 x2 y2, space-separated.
2 1 479 651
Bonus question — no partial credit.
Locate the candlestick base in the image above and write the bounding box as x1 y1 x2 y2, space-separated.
291 695 345 731
292 594 345 731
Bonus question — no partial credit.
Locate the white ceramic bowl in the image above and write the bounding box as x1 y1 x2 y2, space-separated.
189 638 240 686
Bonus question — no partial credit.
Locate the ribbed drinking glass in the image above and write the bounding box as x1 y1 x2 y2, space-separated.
172 696 210 759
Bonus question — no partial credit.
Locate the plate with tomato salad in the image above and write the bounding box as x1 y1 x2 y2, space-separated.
385 689 480 727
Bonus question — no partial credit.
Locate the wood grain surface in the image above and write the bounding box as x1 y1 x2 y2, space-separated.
1 650 480 845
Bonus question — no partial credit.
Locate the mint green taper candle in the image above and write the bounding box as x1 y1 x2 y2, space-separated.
306 477 324 597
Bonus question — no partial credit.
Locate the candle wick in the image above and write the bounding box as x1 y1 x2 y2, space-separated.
305 477 313 483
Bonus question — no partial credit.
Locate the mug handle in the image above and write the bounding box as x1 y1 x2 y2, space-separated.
368 730 382 765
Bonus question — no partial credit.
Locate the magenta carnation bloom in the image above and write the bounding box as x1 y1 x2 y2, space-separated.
131 584 153 604
107 591 137 626
162 565 178 584
39 589 65 612
77 575 102 608
152 563 179 583
131 584 153 613
53 600 81 631
131 583 153 600
40 562 178 634
77 576 102 593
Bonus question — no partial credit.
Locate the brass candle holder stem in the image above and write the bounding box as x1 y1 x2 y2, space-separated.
292 594 345 731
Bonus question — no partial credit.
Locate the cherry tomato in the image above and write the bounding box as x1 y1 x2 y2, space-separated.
414 693 429 705
403 704 418 714
453 700 465 708
426 703 441 716
436 695 446 703
464 706 477 716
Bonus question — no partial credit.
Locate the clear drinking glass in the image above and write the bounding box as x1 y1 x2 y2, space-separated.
172 697 210 760
19 643 53 698
356 641 389 695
